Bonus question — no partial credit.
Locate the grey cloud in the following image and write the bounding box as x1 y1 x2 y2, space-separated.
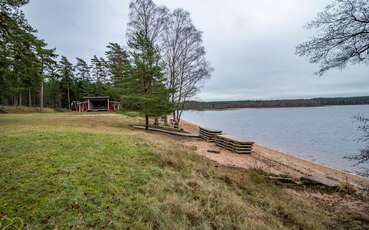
23 0 369 101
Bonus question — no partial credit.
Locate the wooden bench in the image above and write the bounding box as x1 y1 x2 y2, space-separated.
215 134 254 154
199 127 222 142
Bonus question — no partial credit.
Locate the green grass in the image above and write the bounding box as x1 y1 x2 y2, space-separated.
0 113 368 229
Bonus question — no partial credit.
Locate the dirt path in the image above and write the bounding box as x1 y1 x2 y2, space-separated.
179 120 369 189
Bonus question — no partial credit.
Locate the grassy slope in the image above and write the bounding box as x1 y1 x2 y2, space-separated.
0 113 367 229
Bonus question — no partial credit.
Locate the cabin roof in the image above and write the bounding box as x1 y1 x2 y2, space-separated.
83 96 109 99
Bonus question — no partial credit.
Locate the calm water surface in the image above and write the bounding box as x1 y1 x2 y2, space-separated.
183 105 369 173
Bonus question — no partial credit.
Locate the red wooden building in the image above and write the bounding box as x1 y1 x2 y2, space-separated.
73 96 120 112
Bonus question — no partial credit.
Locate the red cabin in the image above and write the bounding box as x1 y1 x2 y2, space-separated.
73 96 120 112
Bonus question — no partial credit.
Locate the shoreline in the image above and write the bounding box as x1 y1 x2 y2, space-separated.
184 103 369 112
179 119 369 189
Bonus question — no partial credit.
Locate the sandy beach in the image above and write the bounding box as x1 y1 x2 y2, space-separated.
179 120 369 190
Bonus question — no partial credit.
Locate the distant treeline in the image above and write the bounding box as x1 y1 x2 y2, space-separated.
184 96 369 110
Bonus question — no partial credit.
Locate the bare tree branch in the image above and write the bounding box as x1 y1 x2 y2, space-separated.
296 0 369 75
162 8 212 122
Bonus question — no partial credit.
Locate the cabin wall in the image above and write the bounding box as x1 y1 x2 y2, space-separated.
87 99 92 111
74 98 120 112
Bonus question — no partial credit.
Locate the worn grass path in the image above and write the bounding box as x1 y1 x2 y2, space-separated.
0 113 368 229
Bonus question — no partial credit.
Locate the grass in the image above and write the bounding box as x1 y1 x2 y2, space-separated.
0 113 368 229
0 106 55 113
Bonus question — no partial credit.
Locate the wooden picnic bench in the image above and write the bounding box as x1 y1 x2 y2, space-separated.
199 127 222 142
215 134 254 154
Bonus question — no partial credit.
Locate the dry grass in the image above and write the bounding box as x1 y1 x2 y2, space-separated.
0 106 55 113
0 113 368 229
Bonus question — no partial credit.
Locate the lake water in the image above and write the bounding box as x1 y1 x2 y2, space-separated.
183 105 369 174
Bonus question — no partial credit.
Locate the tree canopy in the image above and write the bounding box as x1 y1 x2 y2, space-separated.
1 0 211 127
296 0 369 75
297 0 369 174
123 0 174 129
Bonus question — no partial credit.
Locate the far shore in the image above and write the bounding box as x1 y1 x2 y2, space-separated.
183 103 369 112
179 119 369 190
183 96 369 111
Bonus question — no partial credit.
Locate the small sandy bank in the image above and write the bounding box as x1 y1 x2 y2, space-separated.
179 120 369 190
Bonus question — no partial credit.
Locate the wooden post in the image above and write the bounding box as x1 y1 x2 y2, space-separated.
172 111 176 126
145 115 149 130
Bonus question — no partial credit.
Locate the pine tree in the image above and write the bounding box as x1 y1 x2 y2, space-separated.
124 0 173 129
0 0 38 104
123 34 173 129
34 39 58 111
58 56 75 109
44 70 61 108
75 57 93 97
105 43 130 87
0 0 58 107
91 55 108 96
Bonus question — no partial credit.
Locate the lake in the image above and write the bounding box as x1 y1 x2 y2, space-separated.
182 105 369 174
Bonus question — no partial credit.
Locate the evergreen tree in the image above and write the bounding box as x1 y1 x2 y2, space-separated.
90 55 101 83
124 0 173 129
34 39 58 110
75 57 93 97
0 0 57 107
58 56 75 109
105 43 130 99
123 34 173 129
75 58 90 81
91 55 108 96
44 70 61 108
0 0 38 104
105 43 130 87
99 57 110 84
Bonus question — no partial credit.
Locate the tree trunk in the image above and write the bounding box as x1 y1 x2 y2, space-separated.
13 96 18 106
154 117 159 127
176 110 180 124
56 96 62 108
163 115 168 126
40 81 44 111
67 84 71 110
28 88 32 107
145 115 149 130
177 102 185 123
19 92 22 106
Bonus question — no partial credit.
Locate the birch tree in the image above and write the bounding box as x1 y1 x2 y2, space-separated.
127 0 168 46
163 9 212 122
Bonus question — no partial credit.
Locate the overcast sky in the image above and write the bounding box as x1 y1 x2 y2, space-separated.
23 0 369 101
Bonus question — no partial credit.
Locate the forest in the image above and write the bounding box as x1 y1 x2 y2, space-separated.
184 96 369 110
0 0 211 123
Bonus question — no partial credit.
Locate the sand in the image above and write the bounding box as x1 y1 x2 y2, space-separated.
179 120 369 189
